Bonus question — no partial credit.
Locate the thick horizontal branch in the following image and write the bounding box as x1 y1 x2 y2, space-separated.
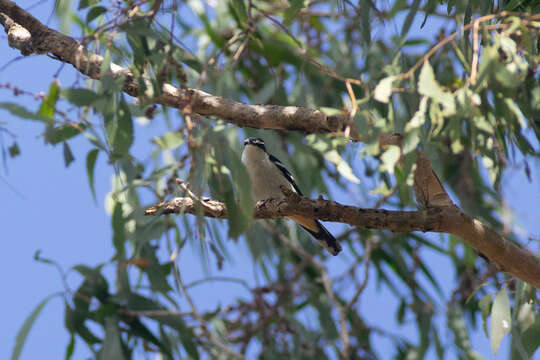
145 191 540 289
0 0 354 138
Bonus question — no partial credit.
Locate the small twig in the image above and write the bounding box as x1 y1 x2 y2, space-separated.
176 178 198 200
172 249 247 360
470 18 480 86
345 240 372 311
186 276 251 291
119 309 193 318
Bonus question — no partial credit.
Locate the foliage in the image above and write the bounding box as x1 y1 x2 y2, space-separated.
2 0 540 359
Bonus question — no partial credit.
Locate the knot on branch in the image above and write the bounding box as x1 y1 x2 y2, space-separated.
0 13 33 55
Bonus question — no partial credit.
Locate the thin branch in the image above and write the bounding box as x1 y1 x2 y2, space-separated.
0 0 355 139
119 309 193 318
345 240 372 311
172 251 247 360
470 18 480 86
185 276 251 291
146 185 540 289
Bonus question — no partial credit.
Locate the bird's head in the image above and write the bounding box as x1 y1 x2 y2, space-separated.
243 137 266 152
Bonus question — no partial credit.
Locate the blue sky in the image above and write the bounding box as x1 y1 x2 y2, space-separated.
1 2 539 360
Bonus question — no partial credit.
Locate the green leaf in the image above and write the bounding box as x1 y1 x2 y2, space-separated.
418 62 455 115
380 146 400 174
125 317 171 357
0 103 53 123
112 202 125 254
62 88 100 106
46 123 88 145
11 293 58 360
405 96 428 131
374 76 396 103
86 149 99 202
228 0 248 27
86 6 107 24
447 303 486 360
402 129 420 154
401 0 421 38
490 287 511 355
55 0 73 34
8 142 20 158
78 0 99 10
39 81 60 119
63 142 75 167
324 149 360 183
113 100 134 156
153 132 184 150
139 244 172 294
520 322 540 358
479 293 493 338
207 133 253 238
312 295 339 340
72 265 109 302
65 335 75 360
284 0 305 26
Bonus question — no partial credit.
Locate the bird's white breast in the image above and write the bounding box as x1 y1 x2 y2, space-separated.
241 145 296 201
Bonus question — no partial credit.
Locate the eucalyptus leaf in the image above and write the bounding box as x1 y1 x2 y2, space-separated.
490 287 512 355
11 294 58 360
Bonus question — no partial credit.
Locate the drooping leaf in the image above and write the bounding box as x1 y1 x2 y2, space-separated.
46 123 88 145
64 334 75 360
447 303 486 360
324 149 360 183
11 294 58 360
62 88 101 106
111 201 125 254
0 103 53 123
374 76 396 103
39 81 60 119
63 142 75 167
112 100 133 156
86 149 99 202
490 287 511 355
519 322 540 358
86 6 107 24
418 62 455 115
380 146 401 174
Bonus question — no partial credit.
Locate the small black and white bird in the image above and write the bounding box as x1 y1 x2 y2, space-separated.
241 137 342 256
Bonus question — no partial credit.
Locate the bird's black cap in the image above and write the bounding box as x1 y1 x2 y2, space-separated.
244 137 266 151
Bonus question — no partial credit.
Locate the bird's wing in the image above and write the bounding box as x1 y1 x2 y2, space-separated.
268 154 342 256
268 154 303 196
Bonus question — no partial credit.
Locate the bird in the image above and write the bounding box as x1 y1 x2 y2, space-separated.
241 137 342 256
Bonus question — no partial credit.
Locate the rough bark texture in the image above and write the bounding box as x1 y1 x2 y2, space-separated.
0 0 352 138
145 191 540 289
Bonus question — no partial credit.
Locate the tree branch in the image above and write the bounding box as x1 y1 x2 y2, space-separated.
0 0 355 138
145 188 540 289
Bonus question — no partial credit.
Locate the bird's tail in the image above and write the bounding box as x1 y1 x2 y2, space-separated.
288 216 342 256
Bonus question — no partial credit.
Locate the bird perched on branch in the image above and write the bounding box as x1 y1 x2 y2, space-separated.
241 137 342 256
